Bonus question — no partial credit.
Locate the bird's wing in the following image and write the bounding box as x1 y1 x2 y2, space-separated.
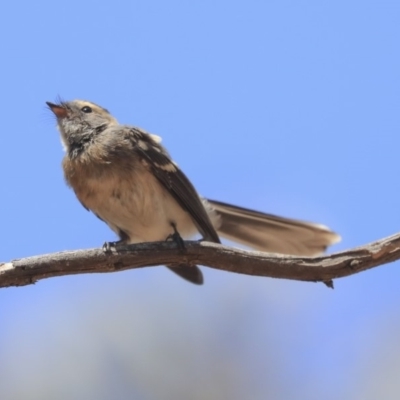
129 127 220 243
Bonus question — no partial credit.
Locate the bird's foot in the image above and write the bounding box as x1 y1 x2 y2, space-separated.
102 240 124 253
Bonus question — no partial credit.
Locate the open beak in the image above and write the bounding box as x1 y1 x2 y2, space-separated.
46 102 68 119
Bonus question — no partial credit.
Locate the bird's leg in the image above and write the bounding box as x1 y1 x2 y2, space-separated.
166 222 185 250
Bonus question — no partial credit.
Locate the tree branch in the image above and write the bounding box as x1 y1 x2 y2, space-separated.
1 232 400 288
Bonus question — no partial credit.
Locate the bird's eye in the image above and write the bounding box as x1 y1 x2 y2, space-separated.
81 106 92 113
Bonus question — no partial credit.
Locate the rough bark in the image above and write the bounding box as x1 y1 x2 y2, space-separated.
1 232 400 288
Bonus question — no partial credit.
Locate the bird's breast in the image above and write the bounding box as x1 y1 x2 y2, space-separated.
62 155 197 243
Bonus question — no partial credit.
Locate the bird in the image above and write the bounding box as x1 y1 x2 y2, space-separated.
47 99 341 285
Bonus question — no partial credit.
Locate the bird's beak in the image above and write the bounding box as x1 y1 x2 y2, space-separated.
46 102 68 119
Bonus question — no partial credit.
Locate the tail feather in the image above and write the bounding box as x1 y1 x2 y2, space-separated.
166 265 204 285
207 199 340 256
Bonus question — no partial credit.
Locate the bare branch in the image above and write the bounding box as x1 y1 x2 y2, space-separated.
1 232 400 288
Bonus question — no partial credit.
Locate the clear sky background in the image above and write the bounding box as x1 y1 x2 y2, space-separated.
1 1 400 399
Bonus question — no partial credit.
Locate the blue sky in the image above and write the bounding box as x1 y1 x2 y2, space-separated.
1 1 400 399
